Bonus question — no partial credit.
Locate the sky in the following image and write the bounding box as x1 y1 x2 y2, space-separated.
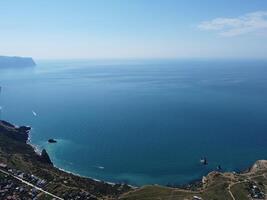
1 0 267 59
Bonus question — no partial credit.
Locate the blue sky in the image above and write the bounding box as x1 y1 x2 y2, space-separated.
1 0 267 59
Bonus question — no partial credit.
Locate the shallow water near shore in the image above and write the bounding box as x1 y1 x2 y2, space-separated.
1 59 267 186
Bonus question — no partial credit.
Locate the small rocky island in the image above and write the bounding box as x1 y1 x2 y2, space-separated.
48 138 57 143
0 55 36 68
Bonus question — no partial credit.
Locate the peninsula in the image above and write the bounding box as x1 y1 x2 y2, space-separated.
0 56 36 68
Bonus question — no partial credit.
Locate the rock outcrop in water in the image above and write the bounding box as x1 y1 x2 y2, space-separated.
0 56 36 68
48 138 57 143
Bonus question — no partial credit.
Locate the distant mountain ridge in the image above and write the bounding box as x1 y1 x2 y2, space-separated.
0 55 36 68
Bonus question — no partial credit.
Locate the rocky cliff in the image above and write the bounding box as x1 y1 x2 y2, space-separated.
0 120 30 143
0 120 53 166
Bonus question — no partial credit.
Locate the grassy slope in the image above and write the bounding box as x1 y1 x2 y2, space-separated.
121 169 267 200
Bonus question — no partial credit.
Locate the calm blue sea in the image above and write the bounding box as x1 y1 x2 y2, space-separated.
1 59 267 186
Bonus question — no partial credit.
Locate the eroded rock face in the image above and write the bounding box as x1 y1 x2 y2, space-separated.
40 149 53 166
0 120 30 143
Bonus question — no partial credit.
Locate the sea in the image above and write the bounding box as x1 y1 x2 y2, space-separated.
0 59 267 186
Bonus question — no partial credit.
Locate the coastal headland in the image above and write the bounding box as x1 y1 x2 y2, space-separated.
0 56 36 68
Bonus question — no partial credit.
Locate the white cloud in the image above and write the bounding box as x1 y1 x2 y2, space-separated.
198 11 267 37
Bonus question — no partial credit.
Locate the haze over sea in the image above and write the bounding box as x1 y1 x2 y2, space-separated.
1 59 267 186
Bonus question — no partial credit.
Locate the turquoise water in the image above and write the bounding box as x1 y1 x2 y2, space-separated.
1 59 267 186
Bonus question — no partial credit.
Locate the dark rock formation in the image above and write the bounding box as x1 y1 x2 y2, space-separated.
40 149 53 166
48 138 57 143
0 56 36 68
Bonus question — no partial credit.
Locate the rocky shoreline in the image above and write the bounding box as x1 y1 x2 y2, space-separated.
0 120 132 199
0 120 122 186
0 120 53 165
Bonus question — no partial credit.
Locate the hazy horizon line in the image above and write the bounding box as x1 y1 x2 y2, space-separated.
35 57 267 62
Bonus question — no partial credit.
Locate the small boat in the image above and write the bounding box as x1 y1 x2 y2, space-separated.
217 165 222 170
200 157 208 165
32 110 37 116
